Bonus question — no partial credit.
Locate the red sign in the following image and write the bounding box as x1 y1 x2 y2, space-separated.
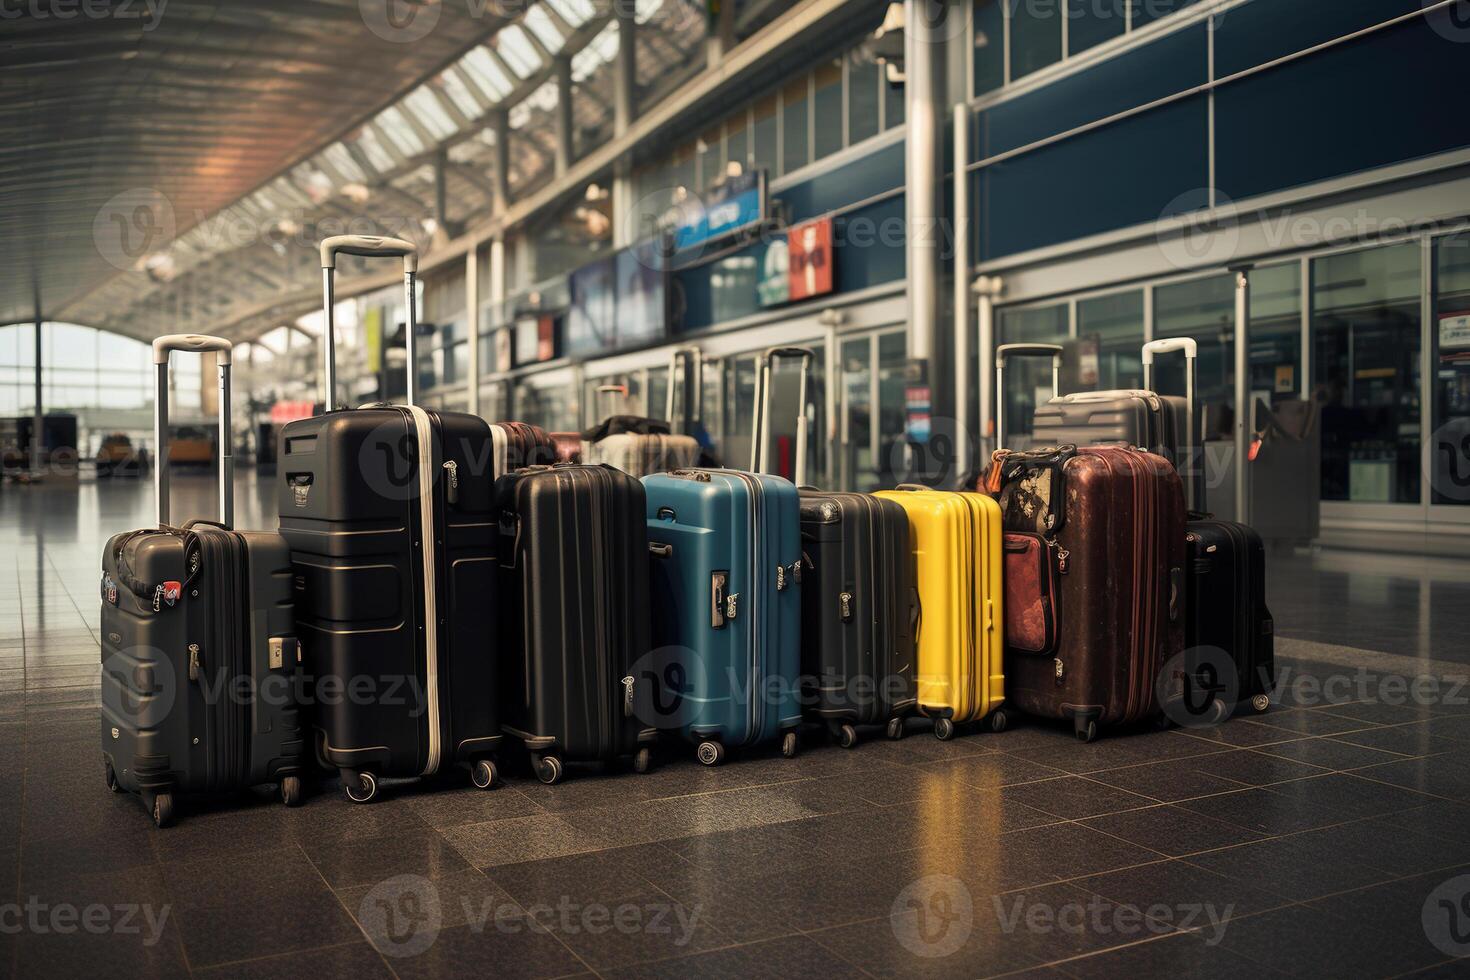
788 218 833 302
537 315 557 362
270 401 315 425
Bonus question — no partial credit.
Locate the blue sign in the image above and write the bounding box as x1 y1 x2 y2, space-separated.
672 171 765 252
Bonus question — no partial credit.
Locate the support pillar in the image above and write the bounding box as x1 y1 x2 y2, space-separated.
465 245 480 417
705 0 736 66
31 305 42 477
554 55 574 177
1233 267 1251 523
491 109 511 215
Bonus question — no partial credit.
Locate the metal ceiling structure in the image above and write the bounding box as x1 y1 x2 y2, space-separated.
1 0 713 343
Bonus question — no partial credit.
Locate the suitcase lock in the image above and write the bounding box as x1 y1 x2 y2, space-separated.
839 592 853 622
711 572 737 628
269 637 299 670
621 675 635 717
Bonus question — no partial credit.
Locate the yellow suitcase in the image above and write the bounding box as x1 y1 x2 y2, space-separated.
873 486 1005 738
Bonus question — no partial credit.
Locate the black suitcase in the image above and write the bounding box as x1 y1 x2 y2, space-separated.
101 334 304 828
1139 339 1275 723
277 236 503 803
753 347 918 747
493 464 657 783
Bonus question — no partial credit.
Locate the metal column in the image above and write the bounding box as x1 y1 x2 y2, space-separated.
952 102 971 477
976 275 1003 459
613 5 637 135
491 109 511 214
465 245 480 417
31 306 42 477
905 0 941 365
1234 268 1251 524
705 0 735 66
553 55 574 177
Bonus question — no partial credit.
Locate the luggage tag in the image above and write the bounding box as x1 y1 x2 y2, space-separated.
101 574 119 606
153 580 183 611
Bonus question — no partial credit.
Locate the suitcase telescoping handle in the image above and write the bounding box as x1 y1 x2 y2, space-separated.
319 235 419 412
665 346 704 433
993 343 1063 453
1141 337 1199 510
151 334 234 530
751 346 815 485
596 384 630 420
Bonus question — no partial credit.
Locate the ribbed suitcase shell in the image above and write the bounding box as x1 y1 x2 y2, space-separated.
278 405 502 786
996 446 1187 739
872 488 1005 727
643 469 803 758
495 464 656 773
798 490 917 736
1032 392 1185 464
101 525 303 809
583 432 700 477
1187 519 1275 715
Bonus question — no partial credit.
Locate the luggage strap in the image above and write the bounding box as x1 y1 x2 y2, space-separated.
581 415 672 441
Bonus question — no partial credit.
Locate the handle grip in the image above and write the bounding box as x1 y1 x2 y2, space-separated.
995 344 1062 453
1140 337 1198 364
894 483 931 492
153 334 233 366
319 235 418 273
763 346 816 363
995 343 1063 366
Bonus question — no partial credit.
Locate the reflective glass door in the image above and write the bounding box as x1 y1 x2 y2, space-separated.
1432 232 1470 513
835 326 907 491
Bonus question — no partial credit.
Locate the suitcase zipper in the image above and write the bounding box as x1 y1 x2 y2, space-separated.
405 407 444 777
443 460 459 506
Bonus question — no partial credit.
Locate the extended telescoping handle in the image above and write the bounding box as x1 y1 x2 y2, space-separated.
994 343 1063 453
152 335 234 529
1141 337 1200 509
597 384 630 420
665 346 704 432
319 235 419 411
751 346 814 486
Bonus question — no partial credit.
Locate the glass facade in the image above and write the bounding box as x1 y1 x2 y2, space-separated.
1432 233 1470 508
997 303 1068 447
1077 290 1144 391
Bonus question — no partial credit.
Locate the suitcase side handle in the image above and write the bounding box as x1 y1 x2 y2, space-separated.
153 334 233 530
894 483 931 493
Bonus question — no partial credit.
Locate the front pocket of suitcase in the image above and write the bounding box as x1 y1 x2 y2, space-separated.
1003 532 1057 656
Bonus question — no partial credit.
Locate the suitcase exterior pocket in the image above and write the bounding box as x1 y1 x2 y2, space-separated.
644 469 802 757
1003 532 1058 656
799 491 917 732
496 464 655 767
872 488 1004 726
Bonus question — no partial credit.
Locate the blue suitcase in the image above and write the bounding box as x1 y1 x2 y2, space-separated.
642 468 803 765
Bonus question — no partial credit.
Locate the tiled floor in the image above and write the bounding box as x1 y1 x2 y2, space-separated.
3 472 1470 978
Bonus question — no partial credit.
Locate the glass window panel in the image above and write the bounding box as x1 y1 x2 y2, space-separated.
876 331 908 488
461 46 515 98
1249 262 1303 405
1131 0 1198 29
838 337 873 490
1313 243 1422 504
813 59 844 160
974 0 1004 96
350 128 396 174
495 26 542 77
546 0 593 28
375 106 426 155
752 94 778 176
725 112 748 177
1077 290 1144 390
1154 274 1236 441
697 124 723 190
781 76 810 175
1068 0 1126 55
725 355 760 473
883 68 905 128
847 53 879 146
1010 0 1064 80
407 87 458 141
523 6 566 53
1432 232 1470 506
997 303 1069 447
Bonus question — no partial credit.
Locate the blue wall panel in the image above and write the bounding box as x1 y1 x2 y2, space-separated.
775 139 905 223
1214 0 1425 78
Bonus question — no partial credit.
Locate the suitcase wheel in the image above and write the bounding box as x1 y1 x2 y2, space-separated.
1251 694 1271 713
696 740 726 767
280 776 304 807
103 759 121 793
633 747 653 774
150 792 175 829
781 730 799 759
886 717 906 741
933 717 956 741
343 770 378 804
533 755 564 785
835 723 858 750
988 710 1010 734
1074 719 1099 744
471 759 498 790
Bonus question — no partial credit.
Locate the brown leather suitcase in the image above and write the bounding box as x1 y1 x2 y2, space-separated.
989 444 1187 742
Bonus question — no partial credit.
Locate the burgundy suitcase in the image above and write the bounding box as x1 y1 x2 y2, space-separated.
989 444 1187 741
492 421 558 476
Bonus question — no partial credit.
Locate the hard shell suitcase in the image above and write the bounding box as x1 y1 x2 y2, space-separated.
872 486 1006 739
494 463 658 783
1030 391 1185 465
642 468 804 764
101 334 304 828
752 346 918 746
278 236 503 802
989 444 1187 741
581 378 700 477
1138 340 1275 721
493 421 558 476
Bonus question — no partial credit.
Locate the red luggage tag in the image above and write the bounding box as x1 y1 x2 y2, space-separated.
102 575 118 605
1248 436 1262 462
162 581 182 605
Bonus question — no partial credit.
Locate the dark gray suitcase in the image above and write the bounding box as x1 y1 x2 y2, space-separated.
101 335 304 828
278 236 503 804
493 463 657 783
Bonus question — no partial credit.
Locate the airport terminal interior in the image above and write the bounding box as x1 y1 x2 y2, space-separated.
5 1 1470 978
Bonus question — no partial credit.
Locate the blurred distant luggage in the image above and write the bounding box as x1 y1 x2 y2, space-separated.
548 431 582 464
493 420 558 476
101 335 304 828
581 377 699 476
494 464 658 783
278 236 503 802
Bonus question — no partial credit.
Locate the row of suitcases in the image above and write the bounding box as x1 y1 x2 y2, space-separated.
99 236 1272 827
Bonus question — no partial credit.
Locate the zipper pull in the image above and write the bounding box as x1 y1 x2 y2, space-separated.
622 675 635 717
188 644 201 682
443 460 460 506
725 592 739 620
1056 547 1070 574
776 564 787 592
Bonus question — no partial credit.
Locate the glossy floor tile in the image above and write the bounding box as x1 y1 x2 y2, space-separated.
2 473 1470 977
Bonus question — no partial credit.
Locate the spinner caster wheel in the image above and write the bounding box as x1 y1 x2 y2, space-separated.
886 717 905 740
1075 720 1099 744
344 771 378 804
933 717 956 741
104 759 120 793
989 710 1009 734
633 746 653 774
471 759 497 790
696 740 725 767
280 775 303 807
836 724 858 749
151 792 175 828
534 755 564 785
781 730 799 758
1251 693 1271 713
